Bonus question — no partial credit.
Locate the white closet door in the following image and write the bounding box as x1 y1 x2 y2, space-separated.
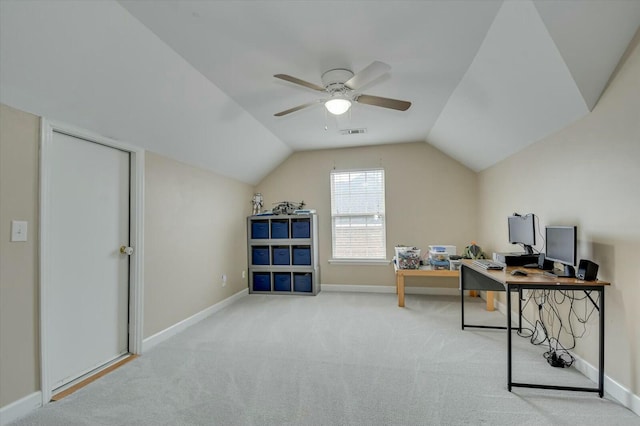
46 131 130 390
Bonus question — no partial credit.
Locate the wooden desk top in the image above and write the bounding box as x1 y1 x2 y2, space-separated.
462 260 610 287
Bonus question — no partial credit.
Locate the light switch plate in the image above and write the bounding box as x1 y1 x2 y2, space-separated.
11 220 28 242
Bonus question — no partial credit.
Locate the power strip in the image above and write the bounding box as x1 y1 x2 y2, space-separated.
547 351 567 368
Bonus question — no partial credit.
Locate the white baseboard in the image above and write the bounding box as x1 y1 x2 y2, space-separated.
493 297 639 416
572 352 640 416
142 288 248 352
0 391 42 426
322 284 460 296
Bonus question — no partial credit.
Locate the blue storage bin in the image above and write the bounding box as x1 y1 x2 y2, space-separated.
272 246 290 265
291 219 310 238
271 220 289 239
294 273 312 292
273 273 291 291
251 221 269 239
253 272 271 292
292 246 311 265
251 247 269 265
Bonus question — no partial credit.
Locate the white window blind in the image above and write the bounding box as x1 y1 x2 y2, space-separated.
330 168 386 259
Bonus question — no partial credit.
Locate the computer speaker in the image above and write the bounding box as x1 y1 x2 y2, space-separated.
537 253 554 270
577 259 599 281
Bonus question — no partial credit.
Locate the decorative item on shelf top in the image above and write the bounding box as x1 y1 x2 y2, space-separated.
428 245 457 270
395 245 421 269
272 200 305 215
462 241 486 260
251 193 264 215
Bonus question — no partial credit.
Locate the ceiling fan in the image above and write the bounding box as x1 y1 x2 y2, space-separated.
273 61 411 117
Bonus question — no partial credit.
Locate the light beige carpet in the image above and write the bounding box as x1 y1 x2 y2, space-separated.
10 292 638 425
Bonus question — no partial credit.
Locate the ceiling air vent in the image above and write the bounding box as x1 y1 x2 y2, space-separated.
340 128 367 135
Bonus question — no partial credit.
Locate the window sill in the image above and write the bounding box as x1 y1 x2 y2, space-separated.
328 258 391 266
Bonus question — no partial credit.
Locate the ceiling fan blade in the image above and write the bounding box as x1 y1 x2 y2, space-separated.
274 74 325 92
274 101 321 117
356 94 411 111
344 61 391 90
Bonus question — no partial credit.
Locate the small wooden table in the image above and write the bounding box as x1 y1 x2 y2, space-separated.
395 266 494 310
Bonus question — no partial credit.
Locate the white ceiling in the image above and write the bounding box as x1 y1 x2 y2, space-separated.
1 1 639 184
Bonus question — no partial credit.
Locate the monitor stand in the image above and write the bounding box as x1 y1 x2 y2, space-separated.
554 264 576 278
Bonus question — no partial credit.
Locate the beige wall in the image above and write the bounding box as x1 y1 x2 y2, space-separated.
256 142 478 287
478 35 640 394
144 151 254 337
0 104 40 406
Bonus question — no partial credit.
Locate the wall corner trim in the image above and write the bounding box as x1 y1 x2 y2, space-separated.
142 288 248 353
0 391 42 426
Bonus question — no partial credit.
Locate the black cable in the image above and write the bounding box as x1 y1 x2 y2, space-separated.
517 288 601 368
534 213 546 254
517 290 551 346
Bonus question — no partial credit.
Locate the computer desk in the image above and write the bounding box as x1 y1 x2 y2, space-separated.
459 260 610 397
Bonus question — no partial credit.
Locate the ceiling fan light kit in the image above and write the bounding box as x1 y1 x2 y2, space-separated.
323 69 354 115
274 61 411 117
325 97 351 115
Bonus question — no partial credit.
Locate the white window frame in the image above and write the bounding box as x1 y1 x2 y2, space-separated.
329 168 388 264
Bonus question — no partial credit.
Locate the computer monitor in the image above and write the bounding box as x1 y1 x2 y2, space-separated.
545 226 577 277
508 214 536 255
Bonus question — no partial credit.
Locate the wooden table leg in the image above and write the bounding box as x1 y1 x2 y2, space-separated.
486 291 495 311
398 273 405 307
469 290 478 297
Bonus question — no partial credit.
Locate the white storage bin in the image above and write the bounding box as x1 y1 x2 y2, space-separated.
428 245 456 255
395 246 421 269
449 259 462 271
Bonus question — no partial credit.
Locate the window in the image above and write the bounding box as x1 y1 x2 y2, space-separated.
330 168 386 260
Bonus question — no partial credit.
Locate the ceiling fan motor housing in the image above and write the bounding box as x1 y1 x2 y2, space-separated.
321 68 354 94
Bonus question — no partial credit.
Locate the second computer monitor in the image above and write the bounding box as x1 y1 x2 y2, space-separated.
508 214 536 254
545 225 577 277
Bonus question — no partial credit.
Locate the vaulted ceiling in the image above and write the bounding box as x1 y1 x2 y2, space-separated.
1 1 638 184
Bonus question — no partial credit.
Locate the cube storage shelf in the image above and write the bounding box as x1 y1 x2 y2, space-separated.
247 214 320 295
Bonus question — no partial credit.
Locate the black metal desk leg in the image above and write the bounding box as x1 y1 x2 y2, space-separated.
460 273 465 330
599 288 605 397
507 284 513 391
461 289 465 330
518 288 523 333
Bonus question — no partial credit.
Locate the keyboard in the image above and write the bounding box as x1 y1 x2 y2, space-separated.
472 259 504 270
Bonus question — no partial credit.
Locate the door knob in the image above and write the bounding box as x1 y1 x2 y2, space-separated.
120 246 134 255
